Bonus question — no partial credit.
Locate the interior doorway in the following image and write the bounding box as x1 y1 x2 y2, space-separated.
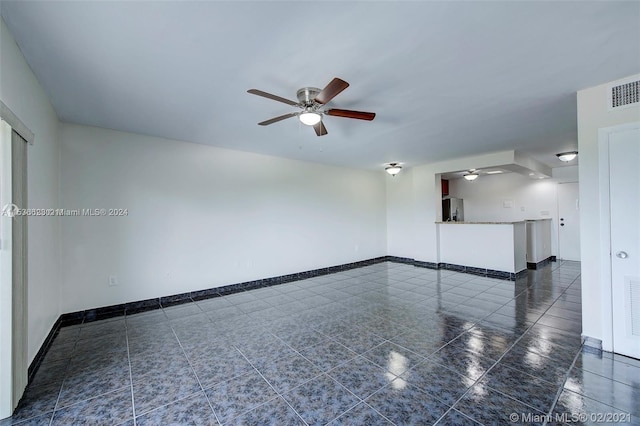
557 182 581 261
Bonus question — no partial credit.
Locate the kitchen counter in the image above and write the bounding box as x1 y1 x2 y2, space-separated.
435 221 525 225
437 221 527 274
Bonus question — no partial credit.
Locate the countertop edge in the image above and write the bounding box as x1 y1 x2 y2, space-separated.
435 221 526 225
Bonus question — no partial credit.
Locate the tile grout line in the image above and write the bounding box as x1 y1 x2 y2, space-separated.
542 339 584 425
121 391 207 423
541 275 585 426
383 262 582 424
315 323 448 424
46 365 67 426
38 339 130 425
324 400 397 426
233 322 387 424
21 262 592 425
124 318 137 425
232 345 311 426
44 331 82 426
430 267 583 421
167 307 224 425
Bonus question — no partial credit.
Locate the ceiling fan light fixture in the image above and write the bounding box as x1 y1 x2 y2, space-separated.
299 111 322 126
248 78 375 136
556 151 578 162
463 172 479 181
385 163 402 176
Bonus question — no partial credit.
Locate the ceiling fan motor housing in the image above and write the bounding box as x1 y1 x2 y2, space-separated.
297 87 321 106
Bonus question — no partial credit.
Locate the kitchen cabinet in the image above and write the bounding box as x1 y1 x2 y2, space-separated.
441 179 449 197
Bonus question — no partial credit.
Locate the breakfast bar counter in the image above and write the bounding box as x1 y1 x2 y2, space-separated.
436 221 527 275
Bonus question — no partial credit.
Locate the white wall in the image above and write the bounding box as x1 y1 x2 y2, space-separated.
552 165 579 183
386 151 580 265
386 150 522 263
385 170 417 259
449 173 557 222
448 171 577 256
577 74 640 349
0 19 61 364
59 124 387 312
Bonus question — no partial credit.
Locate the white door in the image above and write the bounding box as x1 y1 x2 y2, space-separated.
557 183 581 261
610 126 640 358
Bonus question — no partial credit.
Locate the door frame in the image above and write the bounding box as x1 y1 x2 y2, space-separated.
597 121 640 352
0 120 13 418
556 182 580 261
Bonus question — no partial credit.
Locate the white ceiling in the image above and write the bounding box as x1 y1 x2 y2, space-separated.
2 1 639 170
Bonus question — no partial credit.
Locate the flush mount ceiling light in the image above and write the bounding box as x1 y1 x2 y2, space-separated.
556 151 578 162
463 171 479 181
299 110 322 126
385 163 402 176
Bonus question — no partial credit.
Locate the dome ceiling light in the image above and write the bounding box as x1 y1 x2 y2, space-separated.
385 163 402 176
299 110 322 126
556 151 578 162
463 170 479 181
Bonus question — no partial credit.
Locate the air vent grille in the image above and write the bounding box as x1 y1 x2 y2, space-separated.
610 80 639 109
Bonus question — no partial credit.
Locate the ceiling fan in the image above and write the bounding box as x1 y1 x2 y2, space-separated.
247 78 376 136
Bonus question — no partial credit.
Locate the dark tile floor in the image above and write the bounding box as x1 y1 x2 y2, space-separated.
3 261 640 425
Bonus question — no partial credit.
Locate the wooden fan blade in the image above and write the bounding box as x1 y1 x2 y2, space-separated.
313 121 328 136
314 78 349 104
258 113 298 126
247 89 299 106
326 109 376 121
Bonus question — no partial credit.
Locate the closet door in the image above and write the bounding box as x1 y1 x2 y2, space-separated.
11 130 28 410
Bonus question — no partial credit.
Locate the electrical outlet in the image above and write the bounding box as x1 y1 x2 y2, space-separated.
108 275 118 287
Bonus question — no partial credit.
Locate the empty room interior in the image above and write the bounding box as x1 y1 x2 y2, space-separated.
1 1 639 425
